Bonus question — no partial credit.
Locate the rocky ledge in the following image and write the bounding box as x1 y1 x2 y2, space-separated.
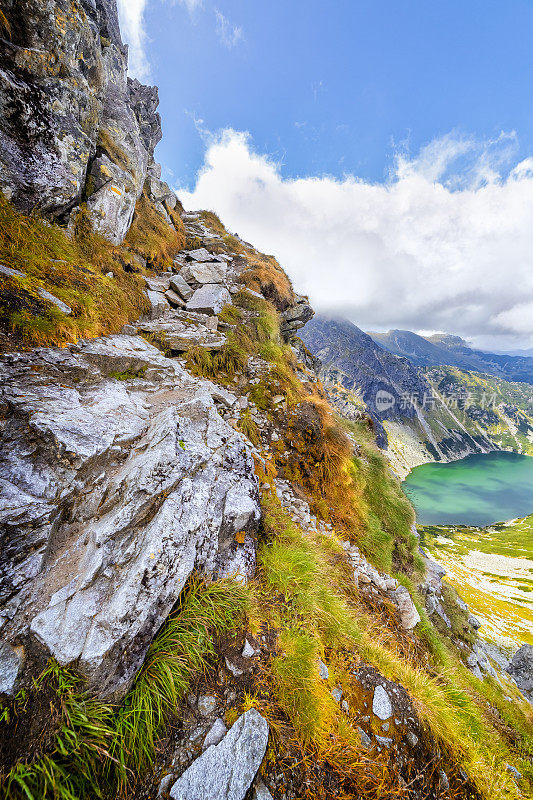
0 334 260 698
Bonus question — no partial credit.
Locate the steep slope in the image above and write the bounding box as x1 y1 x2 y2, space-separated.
1 4 533 799
370 329 533 385
300 316 429 446
421 514 533 652
301 316 533 476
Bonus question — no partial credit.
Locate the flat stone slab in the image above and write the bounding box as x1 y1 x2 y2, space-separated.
164 288 186 308
138 316 226 351
170 709 268 800
187 284 231 315
37 288 72 315
187 247 214 262
145 276 171 292
188 261 227 285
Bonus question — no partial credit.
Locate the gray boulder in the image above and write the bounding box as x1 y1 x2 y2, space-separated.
170 274 194 301
164 289 186 309
170 709 268 800
391 585 421 629
0 335 260 698
187 285 232 316
146 290 170 320
507 644 533 702
186 262 227 286
187 248 214 262
0 640 22 696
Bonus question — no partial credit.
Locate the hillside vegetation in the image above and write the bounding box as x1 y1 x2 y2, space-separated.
0 199 532 800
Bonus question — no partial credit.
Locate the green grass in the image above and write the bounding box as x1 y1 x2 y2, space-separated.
255 495 533 800
2 662 120 800
342 419 422 575
115 578 250 773
1 579 250 800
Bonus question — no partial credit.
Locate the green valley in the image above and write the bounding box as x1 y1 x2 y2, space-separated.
421 516 533 651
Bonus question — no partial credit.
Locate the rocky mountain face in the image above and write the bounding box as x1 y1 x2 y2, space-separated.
299 316 430 447
301 315 533 476
370 328 533 385
0 0 173 243
1 3 532 799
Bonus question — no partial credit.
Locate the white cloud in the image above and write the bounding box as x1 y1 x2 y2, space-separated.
179 0 203 11
179 130 533 348
117 0 150 80
214 10 244 48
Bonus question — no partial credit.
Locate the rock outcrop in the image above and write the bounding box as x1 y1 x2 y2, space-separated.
0 0 167 242
0 335 260 698
169 709 269 800
507 644 533 703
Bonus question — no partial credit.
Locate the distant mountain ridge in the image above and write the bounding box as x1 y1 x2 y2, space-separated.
301 316 533 476
369 329 533 385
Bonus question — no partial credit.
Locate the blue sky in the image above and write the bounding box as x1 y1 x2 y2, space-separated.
124 0 533 187
118 0 533 348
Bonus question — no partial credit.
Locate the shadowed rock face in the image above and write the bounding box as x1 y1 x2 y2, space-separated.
0 335 260 698
507 645 533 703
300 315 429 445
0 0 161 242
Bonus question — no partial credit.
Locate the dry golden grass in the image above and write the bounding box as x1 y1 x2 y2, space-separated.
124 192 186 268
0 195 154 348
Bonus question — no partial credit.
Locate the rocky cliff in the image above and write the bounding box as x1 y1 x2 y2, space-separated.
0 4 532 799
0 0 174 243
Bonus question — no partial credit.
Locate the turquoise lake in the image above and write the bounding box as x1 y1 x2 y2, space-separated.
402 451 533 526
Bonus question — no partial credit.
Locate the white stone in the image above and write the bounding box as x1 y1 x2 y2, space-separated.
0 335 260 697
170 274 194 300
331 686 343 702
392 586 421 630
146 290 170 320
165 289 186 308
318 658 329 679
0 641 22 696
145 276 171 292
203 718 227 749
252 780 273 800
242 640 255 658
37 288 72 315
170 709 269 800
372 685 393 720
225 657 244 677
188 247 214 262
189 262 227 285
197 695 218 716
187 285 232 316
0 265 25 278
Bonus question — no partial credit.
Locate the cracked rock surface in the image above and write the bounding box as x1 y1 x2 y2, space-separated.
0 334 260 698
169 709 268 800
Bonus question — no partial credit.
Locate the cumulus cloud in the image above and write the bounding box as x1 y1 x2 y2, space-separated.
179 130 533 349
117 0 151 79
214 10 244 48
